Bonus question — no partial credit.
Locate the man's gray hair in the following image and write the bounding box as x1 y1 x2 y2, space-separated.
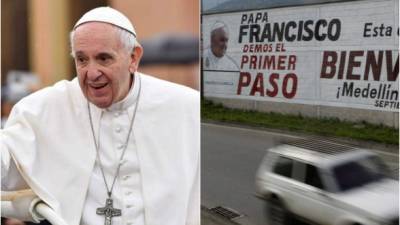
70 24 137 58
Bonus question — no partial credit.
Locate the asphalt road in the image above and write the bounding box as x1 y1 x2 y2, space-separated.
201 122 399 225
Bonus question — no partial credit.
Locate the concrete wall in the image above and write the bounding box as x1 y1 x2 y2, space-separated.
207 97 399 128
202 0 399 128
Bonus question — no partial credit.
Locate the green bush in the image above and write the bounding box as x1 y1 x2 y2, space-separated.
201 100 399 145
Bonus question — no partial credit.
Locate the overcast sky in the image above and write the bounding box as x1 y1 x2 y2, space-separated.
201 0 369 13
202 0 232 11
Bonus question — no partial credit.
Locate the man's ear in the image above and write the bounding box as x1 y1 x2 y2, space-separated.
129 45 143 73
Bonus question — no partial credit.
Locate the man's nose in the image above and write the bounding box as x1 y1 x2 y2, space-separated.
86 63 102 80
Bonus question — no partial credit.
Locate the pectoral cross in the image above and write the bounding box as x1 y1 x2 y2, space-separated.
96 198 121 225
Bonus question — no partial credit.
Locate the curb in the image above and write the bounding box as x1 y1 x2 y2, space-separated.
202 120 399 153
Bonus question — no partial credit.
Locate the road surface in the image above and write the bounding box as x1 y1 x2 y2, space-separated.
201 123 399 225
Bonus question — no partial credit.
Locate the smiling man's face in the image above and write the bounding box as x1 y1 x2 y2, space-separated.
211 27 228 58
73 22 135 108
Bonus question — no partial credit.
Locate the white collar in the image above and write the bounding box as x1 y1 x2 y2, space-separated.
105 73 140 112
207 48 222 63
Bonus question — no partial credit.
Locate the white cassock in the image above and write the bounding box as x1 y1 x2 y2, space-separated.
1 72 200 225
203 48 238 71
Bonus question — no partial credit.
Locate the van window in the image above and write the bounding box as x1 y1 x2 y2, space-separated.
333 155 386 192
273 156 293 178
305 164 324 190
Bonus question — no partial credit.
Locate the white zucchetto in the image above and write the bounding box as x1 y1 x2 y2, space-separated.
74 6 136 37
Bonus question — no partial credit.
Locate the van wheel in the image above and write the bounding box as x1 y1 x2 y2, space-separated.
267 197 291 225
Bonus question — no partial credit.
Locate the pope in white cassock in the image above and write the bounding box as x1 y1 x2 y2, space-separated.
203 22 238 71
1 7 199 225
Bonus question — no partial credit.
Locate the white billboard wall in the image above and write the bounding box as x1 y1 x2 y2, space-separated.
202 0 399 112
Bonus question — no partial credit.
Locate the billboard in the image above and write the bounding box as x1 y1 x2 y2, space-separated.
202 0 399 112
